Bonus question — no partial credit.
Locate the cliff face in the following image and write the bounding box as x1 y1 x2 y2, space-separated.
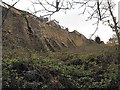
2 2 93 53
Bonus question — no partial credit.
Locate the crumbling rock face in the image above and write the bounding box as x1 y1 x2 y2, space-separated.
2 2 94 53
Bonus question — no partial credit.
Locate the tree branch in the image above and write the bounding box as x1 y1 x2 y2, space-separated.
2 0 20 25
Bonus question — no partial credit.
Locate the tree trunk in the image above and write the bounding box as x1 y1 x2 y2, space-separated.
107 1 120 89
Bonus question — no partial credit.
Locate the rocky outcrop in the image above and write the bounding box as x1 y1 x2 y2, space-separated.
2 2 94 53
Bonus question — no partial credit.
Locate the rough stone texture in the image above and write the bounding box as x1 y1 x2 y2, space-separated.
2 2 95 53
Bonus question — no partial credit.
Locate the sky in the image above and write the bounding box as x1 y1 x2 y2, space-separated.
2 0 120 43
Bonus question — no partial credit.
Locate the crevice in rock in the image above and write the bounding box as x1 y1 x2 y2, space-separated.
67 38 76 48
49 39 61 50
44 38 55 52
61 42 68 48
70 39 77 48
24 16 33 34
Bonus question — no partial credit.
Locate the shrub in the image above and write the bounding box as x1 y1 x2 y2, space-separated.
2 52 118 89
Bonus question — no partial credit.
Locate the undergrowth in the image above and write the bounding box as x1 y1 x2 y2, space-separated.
2 51 118 89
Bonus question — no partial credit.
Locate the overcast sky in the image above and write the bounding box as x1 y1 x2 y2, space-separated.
2 0 120 43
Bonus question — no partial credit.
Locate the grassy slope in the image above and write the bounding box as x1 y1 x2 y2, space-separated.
2 45 118 89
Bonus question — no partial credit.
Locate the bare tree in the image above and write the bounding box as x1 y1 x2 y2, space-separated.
2 0 119 46
73 0 120 88
2 0 120 88
31 0 120 88
31 0 119 40
30 0 73 16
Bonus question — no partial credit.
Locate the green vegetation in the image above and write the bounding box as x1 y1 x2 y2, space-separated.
2 51 118 89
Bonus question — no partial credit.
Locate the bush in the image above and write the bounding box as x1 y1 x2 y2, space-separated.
95 36 101 44
2 52 118 89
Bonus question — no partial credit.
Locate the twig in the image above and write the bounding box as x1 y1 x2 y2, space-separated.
90 18 99 39
2 0 20 25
